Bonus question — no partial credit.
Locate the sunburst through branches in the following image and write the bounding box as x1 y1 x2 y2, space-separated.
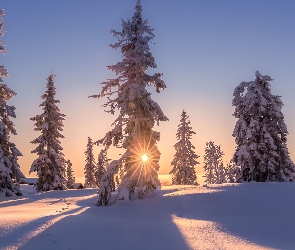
120 132 160 195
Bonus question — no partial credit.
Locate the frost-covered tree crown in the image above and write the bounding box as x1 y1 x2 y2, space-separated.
91 0 167 199
30 73 67 191
203 141 225 184
232 71 295 182
170 110 199 185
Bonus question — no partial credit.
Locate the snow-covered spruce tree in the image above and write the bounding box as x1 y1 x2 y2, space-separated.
170 110 199 185
65 159 75 189
84 137 96 188
203 141 226 184
232 71 295 182
225 160 238 183
218 162 226 184
95 149 108 188
30 73 67 191
91 0 168 200
0 9 24 197
97 160 121 206
10 143 25 183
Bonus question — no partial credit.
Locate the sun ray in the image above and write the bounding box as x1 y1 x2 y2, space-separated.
126 161 142 185
118 130 162 197
136 161 144 188
146 131 154 155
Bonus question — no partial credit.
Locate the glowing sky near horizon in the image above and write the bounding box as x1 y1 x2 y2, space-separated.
1 0 295 178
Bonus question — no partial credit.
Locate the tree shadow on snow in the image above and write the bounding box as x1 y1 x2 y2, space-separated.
19 190 190 250
160 183 295 250
0 188 97 208
0 206 87 249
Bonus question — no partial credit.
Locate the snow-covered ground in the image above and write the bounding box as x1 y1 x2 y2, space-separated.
1 183 295 250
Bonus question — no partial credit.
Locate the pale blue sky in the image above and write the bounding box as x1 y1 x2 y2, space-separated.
1 0 295 177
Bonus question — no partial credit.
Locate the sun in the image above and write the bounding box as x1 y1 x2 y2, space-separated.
119 134 160 189
141 154 149 162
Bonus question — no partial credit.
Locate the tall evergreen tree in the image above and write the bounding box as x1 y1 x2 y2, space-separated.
84 137 96 188
95 149 108 188
232 71 295 182
170 110 199 185
91 0 168 200
30 73 67 191
65 159 75 189
203 141 225 184
0 9 23 197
